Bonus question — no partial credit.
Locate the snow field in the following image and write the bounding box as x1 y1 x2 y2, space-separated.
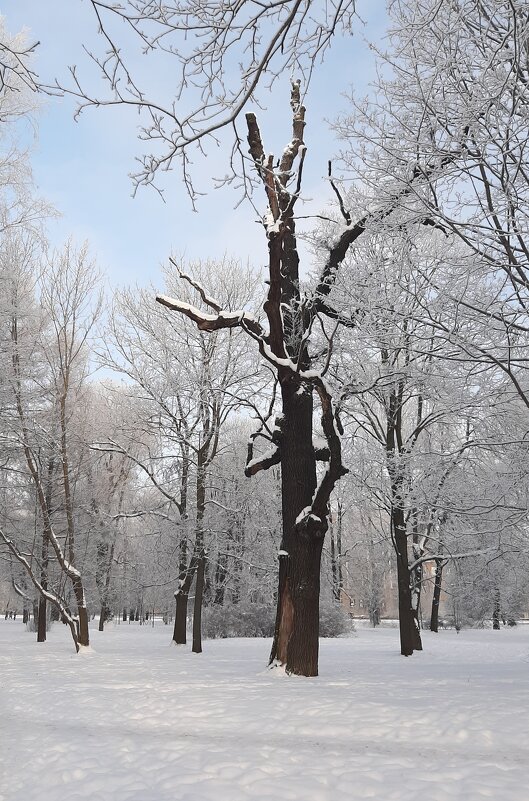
1 620 529 801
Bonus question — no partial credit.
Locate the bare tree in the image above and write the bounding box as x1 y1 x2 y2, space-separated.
1 237 102 651
50 0 358 199
99 259 258 649
156 85 362 675
337 0 529 407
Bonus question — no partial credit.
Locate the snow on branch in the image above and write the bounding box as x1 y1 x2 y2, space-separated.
0 529 81 652
245 445 281 477
169 258 222 312
156 294 266 340
312 143 470 320
409 545 499 572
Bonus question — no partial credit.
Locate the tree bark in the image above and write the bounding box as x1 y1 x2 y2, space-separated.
330 503 344 602
192 552 206 654
386 385 422 656
173 589 189 644
430 559 444 633
393 505 422 656
269 377 323 676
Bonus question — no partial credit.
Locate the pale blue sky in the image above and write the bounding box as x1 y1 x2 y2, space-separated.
2 1 386 290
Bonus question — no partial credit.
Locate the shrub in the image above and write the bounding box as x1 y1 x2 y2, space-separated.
319 599 354 637
202 601 275 639
202 598 353 639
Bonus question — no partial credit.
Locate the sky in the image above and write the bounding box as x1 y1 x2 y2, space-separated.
1 1 387 292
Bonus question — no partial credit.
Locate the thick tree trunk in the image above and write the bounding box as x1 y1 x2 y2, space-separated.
73 579 90 647
173 590 189 644
393 509 422 656
37 595 47 641
386 395 422 656
430 559 444 633
173 537 189 644
269 378 322 676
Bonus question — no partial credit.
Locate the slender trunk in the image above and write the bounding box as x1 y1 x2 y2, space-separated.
492 588 501 630
269 378 322 676
191 449 207 654
330 523 340 602
97 539 116 632
214 552 227 605
231 515 245 604
336 503 343 599
38 457 55 642
60 395 89 647
430 559 444 633
367 536 380 627
37 527 49 643
192 552 205 653
410 513 424 636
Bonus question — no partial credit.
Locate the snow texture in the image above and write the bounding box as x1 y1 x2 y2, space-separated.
245 447 279 471
2 619 529 801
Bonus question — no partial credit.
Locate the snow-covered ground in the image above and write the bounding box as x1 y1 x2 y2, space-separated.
1 620 529 801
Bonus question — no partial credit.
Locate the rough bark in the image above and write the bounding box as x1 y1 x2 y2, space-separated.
268 377 323 676
173 589 189 644
157 85 350 676
393 505 422 656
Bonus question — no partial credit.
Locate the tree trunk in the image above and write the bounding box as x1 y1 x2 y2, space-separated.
173 589 189 644
172 548 200 645
269 378 322 676
492 588 501 630
73 579 90 646
37 594 48 642
393 506 422 655
37 462 54 643
37 529 49 643
430 559 444 633
330 519 341 602
98 602 111 632
192 552 206 654
214 552 227 605
410 519 424 637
